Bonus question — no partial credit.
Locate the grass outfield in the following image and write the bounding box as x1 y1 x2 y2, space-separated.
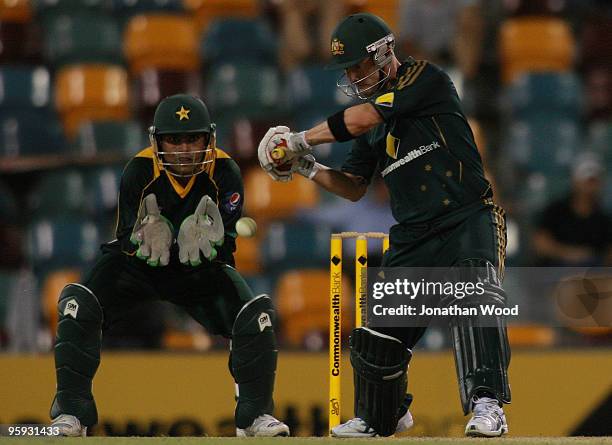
7 438 612 445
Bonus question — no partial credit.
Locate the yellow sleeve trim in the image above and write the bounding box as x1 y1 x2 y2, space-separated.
375 92 395 108
215 148 231 159
134 146 161 179
397 60 428 90
135 146 154 158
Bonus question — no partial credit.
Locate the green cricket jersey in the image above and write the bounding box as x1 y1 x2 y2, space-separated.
111 146 244 266
342 58 493 231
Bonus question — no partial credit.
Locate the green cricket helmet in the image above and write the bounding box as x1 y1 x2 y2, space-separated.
325 13 395 99
148 94 216 178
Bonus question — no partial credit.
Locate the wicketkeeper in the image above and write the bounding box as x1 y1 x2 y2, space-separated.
50 94 289 437
258 13 511 438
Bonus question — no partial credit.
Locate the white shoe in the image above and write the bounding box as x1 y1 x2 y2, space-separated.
396 409 414 433
51 414 87 437
331 418 376 438
465 396 508 437
236 414 290 437
330 410 414 437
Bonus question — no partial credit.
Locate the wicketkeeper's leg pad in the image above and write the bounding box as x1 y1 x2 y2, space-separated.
50 284 103 427
350 327 412 437
449 259 511 414
230 295 278 428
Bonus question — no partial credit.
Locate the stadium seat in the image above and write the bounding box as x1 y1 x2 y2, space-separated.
260 221 331 273
183 0 258 33
581 16 612 70
73 120 147 157
41 13 122 66
502 0 569 16
26 217 101 271
84 164 123 216
499 17 575 84
286 65 354 113
0 271 19 331
0 20 43 65
584 67 612 121
276 269 352 348
201 18 277 65
514 171 569 218
0 180 17 220
205 63 282 119
0 0 39 63
294 112 351 169
348 0 399 31
586 122 612 168
28 169 88 217
228 117 282 167
32 0 106 15
0 66 51 110
41 267 81 336
133 69 201 124
234 235 261 275
54 64 130 138
0 181 22 269
123 14 199 75
504 117 580 176
0 0 32 22
243 168 319 221
109 0 183 23
0 110 65 156
505 72 582 120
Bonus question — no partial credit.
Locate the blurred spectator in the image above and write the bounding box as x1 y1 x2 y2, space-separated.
271 0 346 72
533 154 612 266
397 0 484 80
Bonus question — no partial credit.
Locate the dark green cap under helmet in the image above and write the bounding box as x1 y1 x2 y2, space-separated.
151 94 213 135
325 13 394 70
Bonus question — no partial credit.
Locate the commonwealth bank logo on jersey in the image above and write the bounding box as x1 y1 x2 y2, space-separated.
381 141 441 177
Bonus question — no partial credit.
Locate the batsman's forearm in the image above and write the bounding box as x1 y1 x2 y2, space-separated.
305 121 336 145
305 103 383 145
312 168 367 202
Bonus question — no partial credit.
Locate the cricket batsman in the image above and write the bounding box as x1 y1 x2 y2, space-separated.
50 94 290 437
258 13 510 438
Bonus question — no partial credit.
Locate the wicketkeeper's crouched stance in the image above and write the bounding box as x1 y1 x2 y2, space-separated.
258 13 510 438
50 94 289 437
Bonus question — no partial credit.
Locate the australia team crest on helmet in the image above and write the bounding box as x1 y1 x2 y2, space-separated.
331 38 345 56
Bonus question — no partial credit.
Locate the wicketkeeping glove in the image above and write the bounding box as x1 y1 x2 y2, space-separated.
130 194 173 267
178 195 225 266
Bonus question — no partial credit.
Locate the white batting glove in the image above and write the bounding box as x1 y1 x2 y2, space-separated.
258 126 314 178
292 154 318 179
130 194 173 267
283 131 312 156
178 195 225 266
